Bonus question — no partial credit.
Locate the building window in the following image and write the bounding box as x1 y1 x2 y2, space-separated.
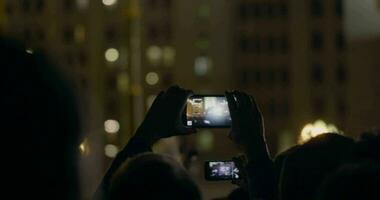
197 3 210 19
337 100 347 117
23 29 32 42
163 23 172 41
279 3 288 18
194 56 212 76
148 0 157 9
239 4 248 20
162 46 176 67
336 63 346 84
311 0 324 17
335 0 343 17
313 98 326 116
5 3 14 15
280 68 290 86
146 45 162 66
266 68 275 87
36 0 45 12
241 68 249 85
195 33 210 50
162 0 172 8
63 0 75 11
21 0 31 12
336 32 346 50
239 37 249 52
311 31 324 50
280 35 289 54
105 26 117 41
36 29 45 42
148 26 158 41
267 36 275 54
254 69 262 84
265 3 274 18
78 50 87 67
311 63 324 84
63 27 74 44
253 36 261 54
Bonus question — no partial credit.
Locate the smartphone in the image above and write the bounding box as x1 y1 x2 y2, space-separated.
184 95 231 128
204 161 241 181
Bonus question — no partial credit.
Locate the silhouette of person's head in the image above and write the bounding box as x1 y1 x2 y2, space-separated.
279 133 354 200
316 161 380 200
351 130 380 162
109 153 201 200
227 187 249 200
1 38 80 199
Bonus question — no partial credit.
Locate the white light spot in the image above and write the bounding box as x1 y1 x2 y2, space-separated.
104 144 119 158
102 0 117 6
146 45 162 66
105 48 119 62
104 119 120 134
194 56 212 76
145 72 159 85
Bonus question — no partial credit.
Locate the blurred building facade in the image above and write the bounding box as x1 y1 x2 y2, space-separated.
1 0 380 199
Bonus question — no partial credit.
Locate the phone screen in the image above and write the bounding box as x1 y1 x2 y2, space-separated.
185 95 231 128
204 161 240 181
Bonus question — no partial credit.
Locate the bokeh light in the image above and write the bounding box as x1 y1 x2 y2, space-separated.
104 144 119 158
145 72 159 85
299 120 340 144
102 0 118 6
79 138 90 155
105 48 119 62
104 119 120 134
146 45 162 66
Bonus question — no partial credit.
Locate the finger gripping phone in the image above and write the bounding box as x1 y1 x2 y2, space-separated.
204 161 241 181
183 95 231 128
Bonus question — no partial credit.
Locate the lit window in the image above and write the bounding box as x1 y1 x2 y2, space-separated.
117 72 129 92
26 48 33 54
299 120 340 144
197 3 210 19
74 25 86 43
102 0 117 6
145 72 159 85
146 45 162 66
197 130 214 152
104 119 120 134
105 48 119 62
194 56 212 76
79 138 90 155
104 144 119 158
76 0 89 9
195 33 210 50
162 46 176 67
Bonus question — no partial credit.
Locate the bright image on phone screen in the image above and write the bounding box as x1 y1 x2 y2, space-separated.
207 161 240 180
186 96 231 127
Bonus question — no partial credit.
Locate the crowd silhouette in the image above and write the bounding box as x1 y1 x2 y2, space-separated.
2 37 380 200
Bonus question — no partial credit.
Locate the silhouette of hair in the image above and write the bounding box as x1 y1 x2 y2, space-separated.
227 187 249 200
351 130 380 162
279 133 354 200
109 153 201 200
316 161 380 200
1 38 80 199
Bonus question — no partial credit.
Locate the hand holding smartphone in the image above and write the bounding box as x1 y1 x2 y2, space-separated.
183 95 232 128
204 161 241 181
